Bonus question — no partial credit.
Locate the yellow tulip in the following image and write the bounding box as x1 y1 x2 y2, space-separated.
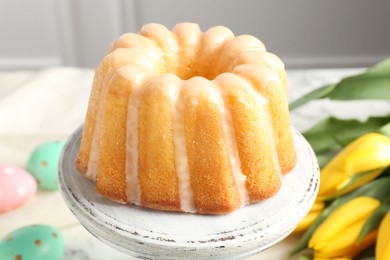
309 196 380 258
376 211 390 260
293 201 325 234
318 133 390 201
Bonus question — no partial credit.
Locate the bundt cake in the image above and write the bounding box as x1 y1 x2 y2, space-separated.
76 22 297 214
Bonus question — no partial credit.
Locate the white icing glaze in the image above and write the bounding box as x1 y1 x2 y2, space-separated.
229 68 283 179
86 23 287 213
178 77 229 212
229 51 282 73
86 88 107 180
260 100 282 179
86 48 163 181
216 35 266 75
181 77 250 208
212 80 250 206
233 64 282 91
230 51 287 94
140 23 178 73
203 26 235 47
108 33 159 54
86 150 98 179
125 90 142 205
172 23 201 79
156 76 203 212
216 74 269 206
172 80 196 213
199 26 234 79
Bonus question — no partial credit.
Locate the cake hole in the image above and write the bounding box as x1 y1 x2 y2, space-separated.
158 44 233 81
168 53 232 81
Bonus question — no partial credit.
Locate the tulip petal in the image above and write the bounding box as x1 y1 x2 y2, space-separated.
359 194 390 242
314 220 373 254
294 201 326 234
294 211 322 234
318 170 348 200
309 197 380 250
304 116 390 157
290 177 390 256
318 133 390 200
314 231 377 259
311 201 326 212
376 212 390 260
323 168 386 201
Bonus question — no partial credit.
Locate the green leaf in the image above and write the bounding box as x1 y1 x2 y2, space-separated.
289 84 336 110
327 75 390 100
366 57 390 75
298 254 313 260
289 58 390 110
322 168 386 201
316 153 335 168
357 194 390 243
303 115 390 162
289 176 390 256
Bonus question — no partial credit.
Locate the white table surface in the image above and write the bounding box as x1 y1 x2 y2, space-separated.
1 66 389 259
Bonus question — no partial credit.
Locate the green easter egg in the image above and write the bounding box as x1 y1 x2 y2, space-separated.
27 141 65 190
0 225 64 260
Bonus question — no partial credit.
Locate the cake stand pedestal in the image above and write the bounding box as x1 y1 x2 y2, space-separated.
58 126 319 260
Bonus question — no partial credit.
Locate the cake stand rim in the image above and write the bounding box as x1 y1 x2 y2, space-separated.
58 125 319 258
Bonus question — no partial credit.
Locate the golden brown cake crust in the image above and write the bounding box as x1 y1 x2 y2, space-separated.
76 23 297 214
184 79 241 214
138 76 181 212
95 72 132 203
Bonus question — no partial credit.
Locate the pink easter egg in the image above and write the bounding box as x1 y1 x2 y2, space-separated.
0 164 37 213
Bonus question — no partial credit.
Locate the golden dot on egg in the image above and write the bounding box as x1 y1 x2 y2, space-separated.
41 161 48 167
6 236 13 241
35 240 42 246
14 255 22 260
52 232 58 238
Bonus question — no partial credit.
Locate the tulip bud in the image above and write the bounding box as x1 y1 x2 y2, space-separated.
309 196 380 258
318 133 390 201
293 201 325 234
376 211 390 260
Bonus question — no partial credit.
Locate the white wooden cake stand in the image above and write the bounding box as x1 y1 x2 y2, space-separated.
58 126 319 260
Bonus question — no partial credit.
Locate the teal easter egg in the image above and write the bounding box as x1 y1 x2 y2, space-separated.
0 225 64 260
27 141 65 190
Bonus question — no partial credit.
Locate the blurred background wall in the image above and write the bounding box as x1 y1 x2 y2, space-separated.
0 0 389 70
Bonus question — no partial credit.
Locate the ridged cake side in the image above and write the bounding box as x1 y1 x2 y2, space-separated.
76 23 297 214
